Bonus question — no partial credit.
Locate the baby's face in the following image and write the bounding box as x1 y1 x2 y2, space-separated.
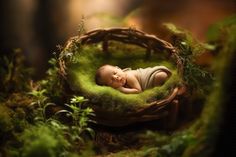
100 65 127 88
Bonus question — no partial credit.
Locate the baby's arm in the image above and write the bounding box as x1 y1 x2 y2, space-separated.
117 72 142 94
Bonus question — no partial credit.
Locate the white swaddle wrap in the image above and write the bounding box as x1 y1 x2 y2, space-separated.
122 66 171 90
135 66 171 90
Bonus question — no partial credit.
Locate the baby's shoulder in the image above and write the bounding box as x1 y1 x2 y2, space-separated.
126 70 138 80
125 69 136 75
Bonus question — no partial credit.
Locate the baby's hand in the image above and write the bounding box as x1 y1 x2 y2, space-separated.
117 86 141 94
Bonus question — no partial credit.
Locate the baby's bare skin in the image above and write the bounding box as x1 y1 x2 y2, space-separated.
117 70 141 94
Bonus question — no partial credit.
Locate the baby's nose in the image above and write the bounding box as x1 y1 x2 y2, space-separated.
113 75 119 80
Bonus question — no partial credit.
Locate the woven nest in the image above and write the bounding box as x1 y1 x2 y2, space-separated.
59 27 185 127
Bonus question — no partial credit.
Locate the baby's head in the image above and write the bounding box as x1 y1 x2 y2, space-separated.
95 64 127 89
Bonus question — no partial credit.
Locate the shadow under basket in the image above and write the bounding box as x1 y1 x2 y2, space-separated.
59 27 187 128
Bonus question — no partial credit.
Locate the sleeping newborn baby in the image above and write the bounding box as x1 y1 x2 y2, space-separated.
95 64 172 94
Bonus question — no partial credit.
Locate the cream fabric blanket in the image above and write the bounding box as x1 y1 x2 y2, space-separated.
135 66 171 90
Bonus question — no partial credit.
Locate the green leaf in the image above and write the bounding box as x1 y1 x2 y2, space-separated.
70 96 88 104
85 128 95 138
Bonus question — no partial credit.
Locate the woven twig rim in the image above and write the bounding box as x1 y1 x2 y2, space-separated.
59 27 183 78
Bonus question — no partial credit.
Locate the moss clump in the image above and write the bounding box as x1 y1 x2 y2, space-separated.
0 105 14 137
20 124 70 157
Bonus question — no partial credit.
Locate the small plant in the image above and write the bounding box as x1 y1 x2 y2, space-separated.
27 88 95 153
40 57 63 99
55 96 95 145
164 23 214 93
28 89 47 104
28 89 49 123
178 41 214 92
0 49 32 97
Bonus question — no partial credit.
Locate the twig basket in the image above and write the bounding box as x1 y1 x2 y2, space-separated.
59 27 185 127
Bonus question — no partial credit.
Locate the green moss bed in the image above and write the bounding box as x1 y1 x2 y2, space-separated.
66 42 181 114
